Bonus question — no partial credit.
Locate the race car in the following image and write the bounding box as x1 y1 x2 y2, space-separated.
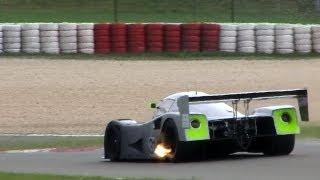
104 89 309 162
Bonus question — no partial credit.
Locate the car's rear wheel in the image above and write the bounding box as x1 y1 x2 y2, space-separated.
160 120 187 162
104 121 122 161
160 120 204 162
262 135 295 156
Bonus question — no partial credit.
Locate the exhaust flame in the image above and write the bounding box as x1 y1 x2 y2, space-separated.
154 143 171 158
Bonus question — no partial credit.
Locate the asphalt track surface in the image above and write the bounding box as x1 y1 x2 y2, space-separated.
0 140 319 180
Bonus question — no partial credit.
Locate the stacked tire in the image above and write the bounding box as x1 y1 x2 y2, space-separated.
237 24 255 53
164 24 181 52
219 24 237 52
201 24 220 52
77 23 94 54
21 23 40 54
294 25 312 53
94 24 111 54
3 25 21 53
0 25 3 54
311 26 320 53
255 24 275 54
275 24 294 54
181 23 201 52
111 24 127 53
128 24 145 53
59 23 77 53
146 24 164 53
40 23 59 54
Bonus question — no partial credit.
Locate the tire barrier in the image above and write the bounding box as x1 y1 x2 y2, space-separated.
0 25 3 54
255 24 275 54
237 24 255 53
40 23 59 54
164 24 181 53
128 24 145 53
59 23 77 53
111 24 127 53
201 24 220 52
3 25 21 53
21 23 40 54
146 24 164 53
77 23 94 54
219 24 237 52
2 22 320 55
94 23 111 54
275 24 294 54
294 25 312 53
181 23 201 52
312 26 320 53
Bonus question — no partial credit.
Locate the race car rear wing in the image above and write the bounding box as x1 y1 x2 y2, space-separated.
177 89 309 121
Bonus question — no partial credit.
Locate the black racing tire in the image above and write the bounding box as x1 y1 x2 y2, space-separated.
104 121 122 161
161 120 187 162
262 135 295 156
160 120 204 162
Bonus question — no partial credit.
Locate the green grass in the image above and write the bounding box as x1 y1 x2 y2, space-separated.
0 136 103 151
1 52 320 61
0 172 162 180
0 0 319 23
299 125 320 139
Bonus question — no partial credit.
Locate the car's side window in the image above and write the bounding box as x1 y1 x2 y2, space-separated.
169 101 178 112
154 99 174 117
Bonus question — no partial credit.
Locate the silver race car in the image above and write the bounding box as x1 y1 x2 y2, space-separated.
104 89 308 162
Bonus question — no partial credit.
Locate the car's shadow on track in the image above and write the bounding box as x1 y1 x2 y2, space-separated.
100 153 277 164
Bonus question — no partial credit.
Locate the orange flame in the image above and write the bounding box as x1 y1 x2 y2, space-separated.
154 143 171 158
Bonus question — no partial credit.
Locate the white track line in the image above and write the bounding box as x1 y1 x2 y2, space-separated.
0 133 103 137
3 148 57 154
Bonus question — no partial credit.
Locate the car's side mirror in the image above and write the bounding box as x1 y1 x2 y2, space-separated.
150 102 157 109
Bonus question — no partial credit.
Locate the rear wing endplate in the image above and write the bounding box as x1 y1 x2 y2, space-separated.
177 89 309 121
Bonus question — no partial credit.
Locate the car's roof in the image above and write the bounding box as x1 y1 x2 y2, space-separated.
164 91 208 100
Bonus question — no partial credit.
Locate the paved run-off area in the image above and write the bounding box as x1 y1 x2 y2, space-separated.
0 140 319 180
0 58 319 134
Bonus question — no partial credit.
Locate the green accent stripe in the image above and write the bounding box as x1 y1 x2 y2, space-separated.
273 108 300 135
185 114 210 141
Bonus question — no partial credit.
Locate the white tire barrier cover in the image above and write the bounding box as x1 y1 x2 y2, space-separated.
78 43 94 49
59 30 77 37
22 37 40 43
78 30 94 37
220 30 237 37
59 23 77 31
60 36 77 43
39 23 59 31
77 23 94 30
41 36 59 43
256 29 274 36
3 37 21 43
40 31 59 37
219 36 236 43
21 23 39 30
256 35 274 42
41 42 59 48
78 36 94 43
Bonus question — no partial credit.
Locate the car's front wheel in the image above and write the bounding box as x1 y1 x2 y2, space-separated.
104 121 122 161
